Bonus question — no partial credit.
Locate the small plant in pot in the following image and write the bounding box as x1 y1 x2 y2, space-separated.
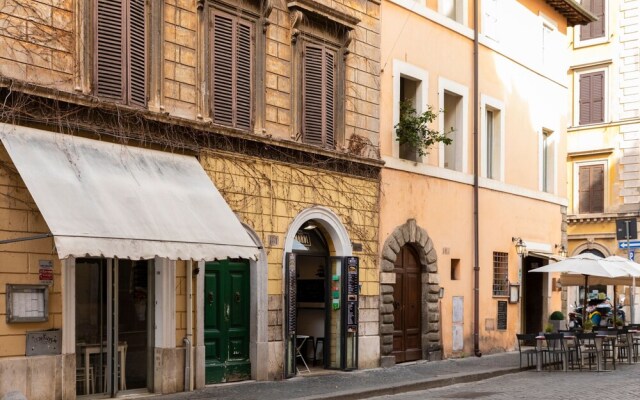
583 319 594 332
548 311 565 332
543 323 554 334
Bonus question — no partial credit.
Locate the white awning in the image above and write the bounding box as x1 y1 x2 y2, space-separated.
528 251 565 262
0 124 259 261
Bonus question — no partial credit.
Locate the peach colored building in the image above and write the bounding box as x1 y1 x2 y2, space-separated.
378 0 593 364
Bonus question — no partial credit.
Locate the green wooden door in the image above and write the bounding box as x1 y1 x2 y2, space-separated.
205 259 251 383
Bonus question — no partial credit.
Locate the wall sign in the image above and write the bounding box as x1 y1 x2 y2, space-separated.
497 300 507 330
39 260 53 285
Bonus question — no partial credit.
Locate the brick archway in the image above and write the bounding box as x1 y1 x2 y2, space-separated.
379 219 442 367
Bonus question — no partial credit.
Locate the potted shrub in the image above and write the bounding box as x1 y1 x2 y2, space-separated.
543 323 554 334
549 311 566 332
583 319 594 332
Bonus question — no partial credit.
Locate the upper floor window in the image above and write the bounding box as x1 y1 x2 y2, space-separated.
481 95 504 181
302 42 337 148
439 0 465 24
541 129 555 193
210 8 255 131
95 0 146 107
482 0 499 41
579 71 604 125
578 164 604 214
438 77 468 173
580 0 605 41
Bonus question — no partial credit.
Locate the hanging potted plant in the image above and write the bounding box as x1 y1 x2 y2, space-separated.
395 100 453 157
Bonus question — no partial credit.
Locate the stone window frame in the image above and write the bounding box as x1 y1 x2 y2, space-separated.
379 219 441 366
196 0 273 134
288 0 359 150
437 77 469 172
480 94 505 181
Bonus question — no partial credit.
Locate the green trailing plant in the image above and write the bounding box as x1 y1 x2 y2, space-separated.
395 100 453 157
549 311 565 321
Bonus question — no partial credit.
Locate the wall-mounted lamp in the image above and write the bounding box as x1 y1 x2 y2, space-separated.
512 237 527 257
557 244 567 258
439 287 445 299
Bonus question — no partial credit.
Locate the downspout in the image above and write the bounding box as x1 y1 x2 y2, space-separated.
183 259 193 391
473 0 482 358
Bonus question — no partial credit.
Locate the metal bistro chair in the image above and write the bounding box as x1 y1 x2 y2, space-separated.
576 332 600 371
516 334 538 369
595 330 616 370
543 333 570 371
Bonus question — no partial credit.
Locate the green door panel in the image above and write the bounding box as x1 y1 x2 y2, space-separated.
205 260 251 383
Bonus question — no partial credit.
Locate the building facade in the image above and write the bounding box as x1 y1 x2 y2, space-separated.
378 0 592 364
0 0 380 398
566 0 640 321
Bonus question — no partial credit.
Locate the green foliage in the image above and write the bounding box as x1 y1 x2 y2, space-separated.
549 311 565 321
583 319 594 331
544 323 554 333
395 100 453 157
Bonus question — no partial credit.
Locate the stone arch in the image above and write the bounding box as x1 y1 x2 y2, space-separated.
572 241 611 257
379 219 441 367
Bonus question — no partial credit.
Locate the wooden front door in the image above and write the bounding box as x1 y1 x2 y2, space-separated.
204 259 251 383
391 245 422 363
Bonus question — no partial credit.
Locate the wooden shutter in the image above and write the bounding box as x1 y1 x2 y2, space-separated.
96 0 125 101
579 71 604 125
580 0 605 40
128 0 147 107
211 11 253 130
96 0 146 106
302 44 336 148
303 44 325 146
579 165 604 213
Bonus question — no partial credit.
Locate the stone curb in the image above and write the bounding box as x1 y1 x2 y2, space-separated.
295 367 524 400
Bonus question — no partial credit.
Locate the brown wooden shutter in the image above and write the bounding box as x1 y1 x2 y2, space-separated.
302 44 337 148
580 0 605 40
97 0 125 101
303 44 325 146
591 71 604 123
236 21 253 130
590 164 604 213
128 0 147 107
579 73 591 125
579 165 604 213
211 11 253 130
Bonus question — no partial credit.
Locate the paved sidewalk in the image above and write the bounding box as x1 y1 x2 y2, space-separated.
156 351 524 400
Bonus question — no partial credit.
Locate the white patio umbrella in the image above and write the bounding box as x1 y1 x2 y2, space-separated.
529 253 629 323
604 255 640 323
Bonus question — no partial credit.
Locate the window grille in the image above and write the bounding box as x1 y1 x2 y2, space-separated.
492 251 509 296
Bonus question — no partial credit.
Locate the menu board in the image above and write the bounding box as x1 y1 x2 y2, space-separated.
497 301 507 330
287 254 297 335
346 257 359 332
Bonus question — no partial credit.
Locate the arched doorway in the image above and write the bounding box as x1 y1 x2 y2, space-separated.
391 245 422 362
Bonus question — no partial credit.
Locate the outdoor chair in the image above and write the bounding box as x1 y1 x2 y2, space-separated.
516 334 537 369
595 330 616 370
576 332 600 371
543 333 571 371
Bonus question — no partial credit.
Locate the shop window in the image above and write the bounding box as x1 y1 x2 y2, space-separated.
492 251 508 297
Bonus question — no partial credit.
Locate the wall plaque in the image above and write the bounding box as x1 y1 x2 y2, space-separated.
497 300 507 330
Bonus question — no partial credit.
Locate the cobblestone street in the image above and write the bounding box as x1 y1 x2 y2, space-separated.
367 364 640 400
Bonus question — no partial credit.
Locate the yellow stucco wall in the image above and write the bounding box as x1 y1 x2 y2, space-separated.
0 146 61 358
200 151 380 297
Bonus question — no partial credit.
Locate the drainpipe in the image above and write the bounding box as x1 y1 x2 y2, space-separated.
473 0 482 358
184 259 193 391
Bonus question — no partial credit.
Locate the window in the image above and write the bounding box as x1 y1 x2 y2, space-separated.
392 60 428 162
485 107 502 179
439 0 465 24
541 129 555 193
210 8 254 130
578 164 604 213
302 42 337 148
399 76 420 161
541 23 553 66
579 71 604 125
492 252 509 297
580 0 605 41
443 91 463 171
482 0 499 41
451 258 460 280
95 0 146 107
